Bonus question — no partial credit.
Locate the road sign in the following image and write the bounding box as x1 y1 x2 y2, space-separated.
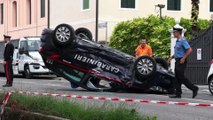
98 22 107 28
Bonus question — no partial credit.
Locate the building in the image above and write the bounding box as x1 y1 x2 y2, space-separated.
1 0 213 41
0 0 48 40
49 0 213 42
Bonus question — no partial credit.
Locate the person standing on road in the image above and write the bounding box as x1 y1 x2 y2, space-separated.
135 38 153 57
3 35 14 87
168 26 199 98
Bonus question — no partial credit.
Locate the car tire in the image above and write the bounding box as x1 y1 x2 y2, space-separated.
154 57 169 70
134 56 157 78
53 24 75 46
24 65 33 79
75 28 93 41
41 28 56 49
208 77 213 95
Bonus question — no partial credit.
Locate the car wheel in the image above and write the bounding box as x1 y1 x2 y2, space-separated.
75 28 93 41
41 28 56 49
53 24 75 46
154 57 169 70
134 56 156 78
209 77 213 95
24 66 33 79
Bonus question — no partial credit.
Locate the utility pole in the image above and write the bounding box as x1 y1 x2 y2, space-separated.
47 0 50 28
95 0 99 42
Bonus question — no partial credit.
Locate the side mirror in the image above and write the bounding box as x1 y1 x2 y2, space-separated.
19 48 28 55
19 48 24 54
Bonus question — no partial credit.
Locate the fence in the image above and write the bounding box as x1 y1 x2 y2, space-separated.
185 27 213 84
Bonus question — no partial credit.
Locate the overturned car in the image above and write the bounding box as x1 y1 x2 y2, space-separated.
39 24 175 93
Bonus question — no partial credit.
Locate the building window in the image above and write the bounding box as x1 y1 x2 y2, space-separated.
0 3 3 24
12 1 17 27
26 0 31 24
210 0 213 12
121 0 135 8
83 0 89 10
41 0 45 17
167 0 181 11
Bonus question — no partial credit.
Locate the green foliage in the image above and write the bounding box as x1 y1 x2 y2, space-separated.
0 93 155 120
109 15 211 58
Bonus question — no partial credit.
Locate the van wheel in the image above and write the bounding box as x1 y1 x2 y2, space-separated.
24 66 33 79
53 24 75 47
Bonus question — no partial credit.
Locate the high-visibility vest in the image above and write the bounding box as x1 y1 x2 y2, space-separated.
135 44 152 57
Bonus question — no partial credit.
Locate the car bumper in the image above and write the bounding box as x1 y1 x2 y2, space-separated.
207 64 213 81
29 64 52 74
12 65 19 75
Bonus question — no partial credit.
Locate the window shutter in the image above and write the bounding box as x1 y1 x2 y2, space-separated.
121 0 127 8
129 0 135 8
121 0 135 8
83 0 89 10
168 0 181 10
210 0 213 12
176 0 181 10
167 0 174 10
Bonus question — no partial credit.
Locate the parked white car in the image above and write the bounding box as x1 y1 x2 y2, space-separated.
207 59 213 95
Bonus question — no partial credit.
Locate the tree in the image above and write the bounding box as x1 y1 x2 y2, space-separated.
109 15 211 58
191 0 199 34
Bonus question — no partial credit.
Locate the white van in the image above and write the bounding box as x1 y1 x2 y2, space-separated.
17 37 52 78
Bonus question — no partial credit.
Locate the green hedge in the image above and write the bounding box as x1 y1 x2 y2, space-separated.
109 15 211 58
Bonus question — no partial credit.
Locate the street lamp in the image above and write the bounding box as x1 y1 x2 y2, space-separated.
155 4 165 20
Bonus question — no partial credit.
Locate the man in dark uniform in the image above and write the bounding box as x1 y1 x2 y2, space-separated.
168 26 199 98
3 35 14 87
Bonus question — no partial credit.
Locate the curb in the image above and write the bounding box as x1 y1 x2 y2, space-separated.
12 90 213 108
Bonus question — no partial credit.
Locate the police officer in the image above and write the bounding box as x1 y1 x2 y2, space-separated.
168 26 199 98
3 35 14 87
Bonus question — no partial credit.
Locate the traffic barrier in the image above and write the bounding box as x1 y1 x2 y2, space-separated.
10 90 213 108
0 91 12 119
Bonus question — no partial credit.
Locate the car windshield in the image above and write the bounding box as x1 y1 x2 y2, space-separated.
28 40 41 51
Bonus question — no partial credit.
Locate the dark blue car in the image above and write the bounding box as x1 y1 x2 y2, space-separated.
39 24 175 93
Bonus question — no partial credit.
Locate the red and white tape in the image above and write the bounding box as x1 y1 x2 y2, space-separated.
1 91 12 116
14 91 213 108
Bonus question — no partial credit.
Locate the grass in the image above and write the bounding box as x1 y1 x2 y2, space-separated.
0 93 156 120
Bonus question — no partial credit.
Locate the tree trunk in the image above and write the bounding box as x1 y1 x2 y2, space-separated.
191 0 199 36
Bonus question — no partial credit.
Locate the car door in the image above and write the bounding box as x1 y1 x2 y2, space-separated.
12 49 19 75
18 40 28 71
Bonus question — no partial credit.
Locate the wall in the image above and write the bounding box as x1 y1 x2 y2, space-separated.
49 0 96 40
0 0 48 40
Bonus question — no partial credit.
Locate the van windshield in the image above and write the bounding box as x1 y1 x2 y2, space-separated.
28 40 41 51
